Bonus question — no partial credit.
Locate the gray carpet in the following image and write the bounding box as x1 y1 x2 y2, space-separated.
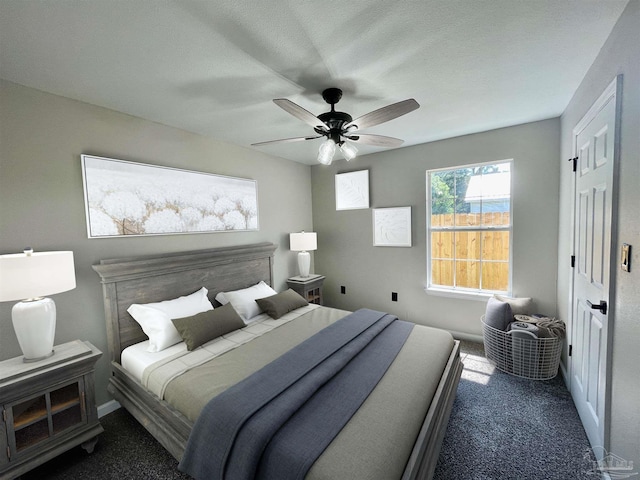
434 341 595 480
21 341 595 479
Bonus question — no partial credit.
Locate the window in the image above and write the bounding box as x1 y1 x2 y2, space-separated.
427 161 512 296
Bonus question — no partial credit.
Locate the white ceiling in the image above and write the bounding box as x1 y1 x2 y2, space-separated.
0 1 628 165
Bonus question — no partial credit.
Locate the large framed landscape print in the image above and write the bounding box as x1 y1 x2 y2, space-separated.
81 155 258 238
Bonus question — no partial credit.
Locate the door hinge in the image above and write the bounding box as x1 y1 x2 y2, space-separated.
568 156 578 172
2 409 6 423
6 446 10 460
569 345 573 357
571 255 576 268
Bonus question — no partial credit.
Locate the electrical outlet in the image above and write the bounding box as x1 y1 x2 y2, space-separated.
340 285 346 294
392 292 398 302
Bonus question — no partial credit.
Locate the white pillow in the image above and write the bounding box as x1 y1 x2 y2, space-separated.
127 287 214 352
215 291 229 305
221 281 277 322
493 294 534 315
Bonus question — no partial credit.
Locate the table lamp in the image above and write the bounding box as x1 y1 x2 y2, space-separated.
289 232 317 278
0 249 76 362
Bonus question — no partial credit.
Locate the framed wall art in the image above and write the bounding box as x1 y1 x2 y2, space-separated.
81 154 258 238
335 170 369 210
373 207 412 247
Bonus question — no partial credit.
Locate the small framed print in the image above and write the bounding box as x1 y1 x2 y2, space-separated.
335 170 369 210
373 207 412 247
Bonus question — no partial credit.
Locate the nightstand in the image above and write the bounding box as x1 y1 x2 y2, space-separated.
287 275 325 305
0 340 103 479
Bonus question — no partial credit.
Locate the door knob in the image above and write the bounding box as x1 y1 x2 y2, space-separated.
587 300 607 315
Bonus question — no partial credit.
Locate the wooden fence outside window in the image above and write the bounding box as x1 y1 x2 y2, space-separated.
430 212 510 291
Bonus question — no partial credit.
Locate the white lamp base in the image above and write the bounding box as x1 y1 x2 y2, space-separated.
297 251 311 278
12 297 56 362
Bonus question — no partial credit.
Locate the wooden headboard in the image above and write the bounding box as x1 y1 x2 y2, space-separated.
93 242 277 363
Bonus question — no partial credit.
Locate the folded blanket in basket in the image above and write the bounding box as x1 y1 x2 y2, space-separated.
514 315 566 338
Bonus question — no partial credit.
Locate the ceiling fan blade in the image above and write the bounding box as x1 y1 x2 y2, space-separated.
345 133 404 148
344 99 419 131
251 135 324 147
273 99 329 131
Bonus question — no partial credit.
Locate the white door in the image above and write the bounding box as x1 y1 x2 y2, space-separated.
570 77 619 451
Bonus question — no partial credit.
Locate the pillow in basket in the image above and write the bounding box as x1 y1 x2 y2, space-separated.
484 297 513 331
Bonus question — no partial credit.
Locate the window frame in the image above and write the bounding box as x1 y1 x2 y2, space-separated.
426 159 513 298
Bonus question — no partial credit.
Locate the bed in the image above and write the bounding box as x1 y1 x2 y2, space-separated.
93 242 462 479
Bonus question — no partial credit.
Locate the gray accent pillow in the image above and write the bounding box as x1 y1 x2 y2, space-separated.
171 304 245 351
255 289 309 319
484 297 513 331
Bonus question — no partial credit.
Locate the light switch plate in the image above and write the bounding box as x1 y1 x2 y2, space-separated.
621 244 631 272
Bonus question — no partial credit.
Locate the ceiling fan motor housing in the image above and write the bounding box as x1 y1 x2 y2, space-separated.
316 110 352 140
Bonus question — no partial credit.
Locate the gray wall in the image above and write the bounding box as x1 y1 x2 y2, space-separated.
0 80 313 405
557 0 639 467
311 118 560 338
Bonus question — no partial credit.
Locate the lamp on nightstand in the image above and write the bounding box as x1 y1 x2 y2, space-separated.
0 249 76 362
289 232 317 278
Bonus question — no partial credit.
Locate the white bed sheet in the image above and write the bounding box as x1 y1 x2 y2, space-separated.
121 310 283 382
122 340 188 382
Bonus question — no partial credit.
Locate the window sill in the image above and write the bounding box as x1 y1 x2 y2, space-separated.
425 287 496 302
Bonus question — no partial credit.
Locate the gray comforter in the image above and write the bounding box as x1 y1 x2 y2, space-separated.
179 309 414 479
163 306 454 480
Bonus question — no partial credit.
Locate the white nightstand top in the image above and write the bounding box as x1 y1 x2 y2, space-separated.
287 274 325 283
0 340 95 385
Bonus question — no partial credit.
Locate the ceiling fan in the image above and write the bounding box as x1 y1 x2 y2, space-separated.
252 88 420 164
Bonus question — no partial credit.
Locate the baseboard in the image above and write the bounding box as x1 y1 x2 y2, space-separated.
448 330 484 343
97 399 121 418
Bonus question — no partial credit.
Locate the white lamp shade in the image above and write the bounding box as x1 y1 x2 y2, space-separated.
0 251 76 301
290 232 317 252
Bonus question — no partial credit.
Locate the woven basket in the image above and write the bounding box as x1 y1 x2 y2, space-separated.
481 316 563 380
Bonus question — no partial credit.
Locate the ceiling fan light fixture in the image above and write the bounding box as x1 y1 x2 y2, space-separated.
255 88 420 162
339 141 358 161
318 139 336 165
